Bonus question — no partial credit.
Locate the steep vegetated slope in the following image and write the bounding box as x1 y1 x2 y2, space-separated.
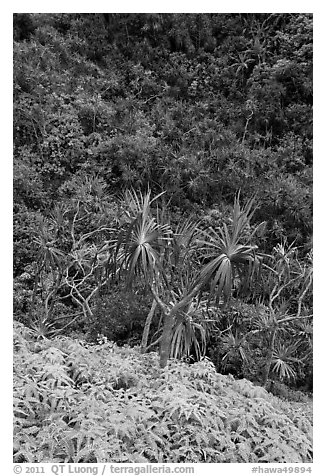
13 14 313 459
14 322 312 463
14 13 312 262
13 13 313 372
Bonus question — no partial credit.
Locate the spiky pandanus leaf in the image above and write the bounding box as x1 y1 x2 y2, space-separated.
169 290 215 361
271 343 301 381
170 312 207 361
195 195 264 304
116 189 171 286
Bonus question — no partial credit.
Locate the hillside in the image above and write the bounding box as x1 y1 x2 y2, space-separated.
13 14 313 463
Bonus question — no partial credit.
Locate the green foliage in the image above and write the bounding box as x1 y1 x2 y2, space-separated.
13 13 313 390
196 194 264 303
89 286 152 345
116 189 172 286
206 293 312 390
14 322 312 463
170 298 215 361
13 14 312 223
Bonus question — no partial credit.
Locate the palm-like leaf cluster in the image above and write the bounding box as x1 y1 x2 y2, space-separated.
116 189 171 287
170 298 215 361
195 195 264 303
33 217 65 270
220 331 249 370
271 343 301 381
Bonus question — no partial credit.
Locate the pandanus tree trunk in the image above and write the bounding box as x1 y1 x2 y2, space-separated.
262 328 277 388
140 298 157 353
159 311 175 368
158 284 201 368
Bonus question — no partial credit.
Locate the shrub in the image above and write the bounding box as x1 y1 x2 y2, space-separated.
88 287 152 345
14 321 312 463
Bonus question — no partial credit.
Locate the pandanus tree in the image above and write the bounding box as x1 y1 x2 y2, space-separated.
28 176 119 337
255 241 313 387
160 194 264 368
195 195 264 305
115 189 171 352
29 214 67 335
116 189 265 368
115 189 207 366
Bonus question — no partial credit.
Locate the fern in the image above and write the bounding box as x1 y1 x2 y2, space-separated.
13 320 312 463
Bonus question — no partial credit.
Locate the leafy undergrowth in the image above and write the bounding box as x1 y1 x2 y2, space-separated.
13 321 312 463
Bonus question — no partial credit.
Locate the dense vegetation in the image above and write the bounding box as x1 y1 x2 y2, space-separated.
14 322 312 463
13 13 313 462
